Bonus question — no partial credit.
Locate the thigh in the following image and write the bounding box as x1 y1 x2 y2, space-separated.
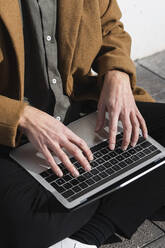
136 101 165 146
0 151 99 248
97 102 165 237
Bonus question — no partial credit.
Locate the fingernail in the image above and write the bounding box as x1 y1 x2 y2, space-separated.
89 154 94 161
58 171 63 178
109 144 115 150
131 143 136 147
86 164 91 172
95 127 99 132
122 146 127 151
95 124 100 132
74 170 79 178
145 134 148 139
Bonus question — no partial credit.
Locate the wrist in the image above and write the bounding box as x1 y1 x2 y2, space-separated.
105 70 129 82
18 105 32 132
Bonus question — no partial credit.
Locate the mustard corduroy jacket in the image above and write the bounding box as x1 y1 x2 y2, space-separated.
0 0 154 147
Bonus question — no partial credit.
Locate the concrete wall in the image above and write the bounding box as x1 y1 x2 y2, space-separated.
118 0 165 60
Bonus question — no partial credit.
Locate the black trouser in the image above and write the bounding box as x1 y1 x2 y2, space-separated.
0 102 165 248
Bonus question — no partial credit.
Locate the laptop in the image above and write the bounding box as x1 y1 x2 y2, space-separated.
10 112 165 209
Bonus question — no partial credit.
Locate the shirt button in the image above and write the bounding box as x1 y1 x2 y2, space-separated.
47 35 52 41
52 78 57 84
56 116 61 121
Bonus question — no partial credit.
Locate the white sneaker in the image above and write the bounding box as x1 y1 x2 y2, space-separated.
49 237 97 248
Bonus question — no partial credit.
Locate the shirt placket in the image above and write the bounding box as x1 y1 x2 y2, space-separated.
38 0 70 122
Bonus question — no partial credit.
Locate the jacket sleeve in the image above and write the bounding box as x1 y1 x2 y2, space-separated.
93 0 136 89
0 95 27 147
0 48 27 147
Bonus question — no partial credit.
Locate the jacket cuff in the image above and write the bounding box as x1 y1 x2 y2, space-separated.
0 95 28 147
96 55 137 90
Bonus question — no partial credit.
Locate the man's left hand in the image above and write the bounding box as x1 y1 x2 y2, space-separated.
95 70 148 150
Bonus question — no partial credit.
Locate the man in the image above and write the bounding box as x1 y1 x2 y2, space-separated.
1 0 165 248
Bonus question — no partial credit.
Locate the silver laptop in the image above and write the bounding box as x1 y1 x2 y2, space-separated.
10 112 165 209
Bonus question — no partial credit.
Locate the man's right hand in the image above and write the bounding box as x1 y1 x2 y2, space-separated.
18 105 93 177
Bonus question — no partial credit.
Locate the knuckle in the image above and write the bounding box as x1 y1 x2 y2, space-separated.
110 125 117 133
73 148 81 157
78 139 86 147
108 102 117 112
124 125 132 132
97 102 104 111
47 157 53 165
133 121 139 129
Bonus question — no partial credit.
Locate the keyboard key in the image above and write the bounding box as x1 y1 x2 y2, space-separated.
47 169 54 175
103 154 111 161
110 158 118 165
94 151 102 158
112 165 121 171
91 168 99 175
74 162 82 169
110 151 117 157
119 161 127 168
62 189 75 199
150 145 158 152
135 145 143 152
100 148 109 155
117 133 123 139
71 178 79 186
78 167 85 174
144 148 152 155
51 183 65 193
72 185 81 193
137 136 145 144
96 158 105 164
64 182 72 190
97 164 106 171
63 174 72 182
137 151 145 158
77 175 86 182
125 158 133 165
116 155 124 162
93 175 101 182
62 167 68 175
83 172 93 179
106 168 114 175
128 148 136 155
131 155 139 161
86 178 95 185
100 171 108 178
115 148 123 154
140 141 151 148
104 162 111 168
123 152 131 158
40 171 49 178
56 178 65 186
116 140 122 147
70 157 76 163
45 174 58 183
91 161 98 167
79 182 88 189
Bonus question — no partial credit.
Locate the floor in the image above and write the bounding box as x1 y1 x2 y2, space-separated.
101 50 165 248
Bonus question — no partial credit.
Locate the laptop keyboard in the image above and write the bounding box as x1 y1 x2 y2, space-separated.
40 133 161 202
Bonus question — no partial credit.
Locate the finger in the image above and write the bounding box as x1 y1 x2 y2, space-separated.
108 109 119 150
121 114 132 150
95 103 106 131
41 145 63 177
130 112 140 147
136 111 148 139
68 132 93 161
64 141 91 172
50 143 80 177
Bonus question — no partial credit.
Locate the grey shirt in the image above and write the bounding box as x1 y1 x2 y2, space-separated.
19 0 70 122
